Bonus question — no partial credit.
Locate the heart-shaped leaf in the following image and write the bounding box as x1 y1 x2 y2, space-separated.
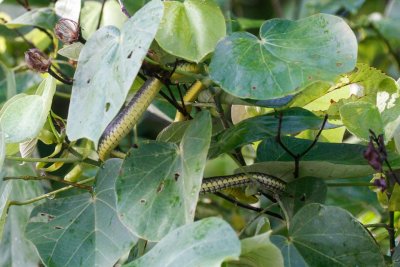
25 159 137 267
271 204 385 266
125 217 240 267
209 14 357 100
116 111 211 241
155 0 226 62
66 0 163 147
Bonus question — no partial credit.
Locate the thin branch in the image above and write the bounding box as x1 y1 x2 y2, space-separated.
238 203 277 237
214 192 283 220
117 0 131 18
270 0 283 17
275 112 297 159
389 211 396 256
159 90 191 118
3 175 92 191
299 114 328 157
6 155 79 164
7 177 94 209
67 147 102 167
48 68 73 85
96 0 107 30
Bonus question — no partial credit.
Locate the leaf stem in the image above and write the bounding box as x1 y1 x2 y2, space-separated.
214 192 283 220
6 155 79 163
7 177 95 209
3 175 92 191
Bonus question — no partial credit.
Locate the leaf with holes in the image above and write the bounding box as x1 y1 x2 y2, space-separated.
66 0 163 148
25 159 137 267
125 217 240 267
116 111 211 241
209 14 357 100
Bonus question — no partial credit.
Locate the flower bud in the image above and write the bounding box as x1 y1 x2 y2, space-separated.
24 48 51 73
54 18 80 44
363 140 383 171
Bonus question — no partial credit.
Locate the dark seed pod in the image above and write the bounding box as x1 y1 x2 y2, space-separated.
24 48 51 73
54 18 80 44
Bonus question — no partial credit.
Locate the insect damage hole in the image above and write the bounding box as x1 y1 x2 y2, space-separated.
105 102 111 112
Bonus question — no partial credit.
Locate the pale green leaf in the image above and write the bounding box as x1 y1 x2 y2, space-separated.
6 8 58 30
0 162 44 267
339 101 384 140
209 14 357 100
25 159 137 267
57 42 84 61
0 77 56 143
117 111 211 241
389 184 400 211
126 217 241 267
66 0 163 147
156 0 226 62
227 232 284 267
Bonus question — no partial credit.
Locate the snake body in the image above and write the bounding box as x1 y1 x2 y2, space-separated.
201 172 286 196
98 77 163 161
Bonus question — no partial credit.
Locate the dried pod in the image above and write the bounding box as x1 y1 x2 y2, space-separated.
54 18 80 44
24 48 51 73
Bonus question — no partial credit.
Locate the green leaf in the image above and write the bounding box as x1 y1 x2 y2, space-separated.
272 204 385 267
155 0 226 62
257 136 371 165
301 0 365 16
0 162 44 267
388 184 400 211
0 76 56 143
0 61 16 102
227 232 284 267
210 108 333 158
339 101 384 140
66 0 163 147
279 177 327 221
7 8 58 30
157 120 191 143
117 111 211 241
25 159 137 267
241 161 373 180
209 14 357 100
125 217 240 267
57 42 84 61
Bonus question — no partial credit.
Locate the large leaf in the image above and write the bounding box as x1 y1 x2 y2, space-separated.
210 108 333 158
241 161 373 181
125 217 240 267
25 159 137 267
0 162 44 267
117 111 211 241
209 14 357 100
66 0 163 147
155 0 226 62
257 136 371 165
0 76 56 143
272 204 385 267
278 177 327 222
7 8 58 30
339 101 384 140
227 232 284 267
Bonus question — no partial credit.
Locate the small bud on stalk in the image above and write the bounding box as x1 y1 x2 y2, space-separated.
363 139 383 172
24 48 51 73
54 18 80 44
